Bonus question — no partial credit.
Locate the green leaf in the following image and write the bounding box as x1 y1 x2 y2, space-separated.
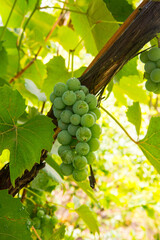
113 76 149 105
70 0 119 55
0 190 32 240
138 117 160 173
25 79 46 101
0 47 8 78
0 28 17 50
0 86 54 184
126 102 141 136
45 154 64 179
103 0 134 22
51 225 66 240
75 204 99 234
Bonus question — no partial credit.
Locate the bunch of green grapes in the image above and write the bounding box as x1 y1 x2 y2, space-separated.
50 77 102 182
140 47 160 94
31 205 58 232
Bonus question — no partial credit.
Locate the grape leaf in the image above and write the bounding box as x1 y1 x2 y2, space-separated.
75 204 99 234
0 190 32 240
126 102 141 136
51 225 66 240
0 85 54 185
0 47 8 78
138 117 160 173
69 0 119 56
103 0 134 22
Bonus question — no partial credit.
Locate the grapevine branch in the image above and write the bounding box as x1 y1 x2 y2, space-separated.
1 0 160 195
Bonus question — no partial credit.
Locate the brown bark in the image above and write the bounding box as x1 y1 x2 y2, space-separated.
1 0 160 195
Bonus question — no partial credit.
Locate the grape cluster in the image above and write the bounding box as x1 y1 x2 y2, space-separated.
140 47 160 93
50 77 101 182
31 205 58 231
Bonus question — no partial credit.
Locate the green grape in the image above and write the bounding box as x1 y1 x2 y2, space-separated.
52 106 63 119
42 215 51 224
60 162 74 175
37 210 45 218
61 149 74 164
75 142 90 155
150 68 160 83
144 61 156 73
75 90 85 100
153 83 160 94
57 130 72 145
80 85 89 95
68 124 79 136
70 114 81 125
85 94 97 110
147 47 160 61
58 145 70 156
91 107 101 120
32 217 41 229
60 110 73 123
50 216 58 225
156 59 160 68
54 97 65 109
62 90 77 105
58 119 68 130
90 123 102 138
53 82 68 97
73 155 87 169
88 138 100 152
144 72 150 80
72 168 88 181
89 111 97 121
76 127 92 142
50 92 56 103
145 80 158 92
73 100 89 115
81 113 95 127
67 77 81 91
86 152 96 164
140 51 149 63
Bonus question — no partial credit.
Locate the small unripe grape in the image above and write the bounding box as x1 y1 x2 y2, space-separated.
50 216 58 226
75 90 85 100
60 162 74 176
68 124 79 136
60 110 73 123
80 85 89 95
144 61 156 73
75 142 90 155
76 127 92 142
61 149 74 164
62 90 77 105
88 138 100 152
67 77 81 91
85 94 97 110
147 47 160 61
89 111 97 121
150 68 160 83
52 106 63 119
37 210 45 218
140 51 149 63
81 113 95 127
86 152 96 164
70 114 81 125
53 82 68 97
73 100 89 115
91 107 101 120
145 80 158 92
144 72 150 80
90 123 102 138
50 92 56 103
58 145 70 156
153 83 160 94
72 168 88 181
156 59 160 68
58 119 68 130
57 130 72 145
73 155 87 169
32 217 41 229
54 97 65 109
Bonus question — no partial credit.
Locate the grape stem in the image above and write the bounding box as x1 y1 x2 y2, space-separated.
0 0 18 42
100 105 137 144
31 226 42 240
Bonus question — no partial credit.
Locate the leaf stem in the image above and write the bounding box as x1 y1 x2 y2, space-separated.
0 0 18 42
38 6 86 15
100 105 137 144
